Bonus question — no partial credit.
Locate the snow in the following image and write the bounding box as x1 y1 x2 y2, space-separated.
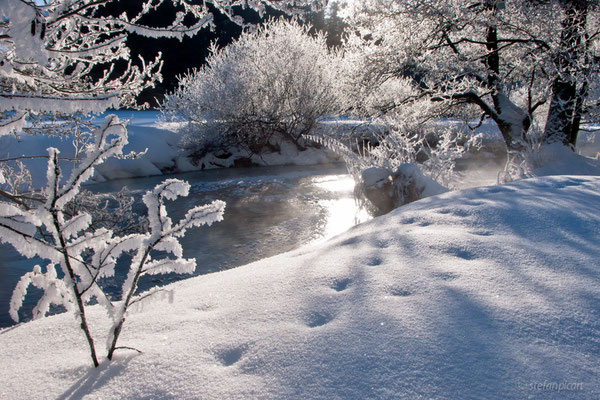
0 111 340 189
362 166 391 188
577 126 600 159
532 143 600 177
1 174 599 399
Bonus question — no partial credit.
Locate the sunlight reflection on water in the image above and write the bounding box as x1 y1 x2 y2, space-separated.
312 174 370 240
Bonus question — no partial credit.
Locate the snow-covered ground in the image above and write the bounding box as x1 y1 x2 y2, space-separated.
1 174 599 399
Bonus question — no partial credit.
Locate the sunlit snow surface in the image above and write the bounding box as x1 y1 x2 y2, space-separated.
1 175 599 399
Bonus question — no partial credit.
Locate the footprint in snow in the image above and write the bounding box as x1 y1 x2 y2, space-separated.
331 278 352 292
447 247 476 260
367 257 383 267
305 311 335 328
217 346 246 367
389 287 414 297
376 240 390 249
431 271 460 281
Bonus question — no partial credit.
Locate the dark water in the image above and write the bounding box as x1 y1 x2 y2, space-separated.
0 164 368 328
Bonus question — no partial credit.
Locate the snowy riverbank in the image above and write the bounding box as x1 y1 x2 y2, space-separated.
1 175 599 399
0 111 341 189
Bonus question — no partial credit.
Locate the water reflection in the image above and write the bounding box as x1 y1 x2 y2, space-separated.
0 164 369 327
312 174 370 240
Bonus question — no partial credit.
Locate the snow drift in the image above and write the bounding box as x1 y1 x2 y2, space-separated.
0 175 599 399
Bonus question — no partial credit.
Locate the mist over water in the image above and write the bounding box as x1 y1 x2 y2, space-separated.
455 155 507 189
0 164 368 328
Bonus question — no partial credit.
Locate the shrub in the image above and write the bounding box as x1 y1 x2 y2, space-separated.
164 19 341 155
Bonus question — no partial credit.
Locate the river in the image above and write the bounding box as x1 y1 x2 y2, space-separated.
0 164 369 328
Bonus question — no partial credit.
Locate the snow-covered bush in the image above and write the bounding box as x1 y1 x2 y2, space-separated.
163 19 341 156
3 117 225 365
360 165 448 215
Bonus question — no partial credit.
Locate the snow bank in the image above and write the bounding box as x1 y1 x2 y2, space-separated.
1 175 599 399
577 125 600 158
532 143 600 177
361 164 448 214
0 111 339 189
0 111 182 188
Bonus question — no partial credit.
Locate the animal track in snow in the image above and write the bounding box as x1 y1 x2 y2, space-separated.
216 346 246 366
375 240 390 249
331 278 352 292
389 286 414 297
367 257 383 267
305 311 335 328
431 271 460 281
446 247 476 260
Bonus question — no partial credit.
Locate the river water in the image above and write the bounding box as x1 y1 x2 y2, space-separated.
0 164 369 328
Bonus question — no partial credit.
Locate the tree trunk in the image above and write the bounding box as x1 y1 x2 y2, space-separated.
544 0 589 147
107 246 151 360
485 1 531 152
53 212 100 368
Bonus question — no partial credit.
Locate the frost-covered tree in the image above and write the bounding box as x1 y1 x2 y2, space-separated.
0 0 320 367
341 0 600 152
0 0 322 136
163 18 341 156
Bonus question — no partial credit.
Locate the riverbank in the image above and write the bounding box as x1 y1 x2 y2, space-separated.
1 175 599 399
0 111 342 189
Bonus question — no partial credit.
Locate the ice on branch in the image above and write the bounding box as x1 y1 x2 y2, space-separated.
0 0 315 370
9 264 74 323
106 179 225 359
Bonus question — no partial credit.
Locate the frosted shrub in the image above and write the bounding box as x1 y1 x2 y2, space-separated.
164 19 341 156
498 124 551 183
2 117 225 366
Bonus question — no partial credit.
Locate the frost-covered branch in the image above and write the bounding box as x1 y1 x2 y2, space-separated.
1 0 317 369
106 180 225 360
341 0 599 152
